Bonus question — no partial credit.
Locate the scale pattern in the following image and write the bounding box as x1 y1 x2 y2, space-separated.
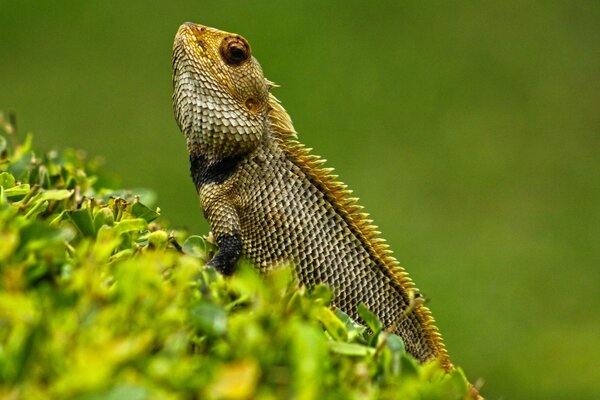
172 22 454 371
234 140 444 363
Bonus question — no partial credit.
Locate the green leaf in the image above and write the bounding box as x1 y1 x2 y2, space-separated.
24 199 48 219
4 184 30 197
316 306 347 342
109 248 133 263
130 201 159 222
182 235 208 258
290 321 327 400
75 384 149 400
448 367 470 395
6 323 39 384
0 171 16 188
93 207 115 232
146 230 168 248
6 149 33 181
334 309 366 339
307 284 333 305
400 353 419 376
385 333 405 355
357 303 383 335
38 189 73 201
189 302 227 336
328 342 375 357
384 333 405 375
112 218 147 236
16 220 73 255
68 208 95 237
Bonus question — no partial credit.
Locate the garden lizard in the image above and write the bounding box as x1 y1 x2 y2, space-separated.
172 22 482 399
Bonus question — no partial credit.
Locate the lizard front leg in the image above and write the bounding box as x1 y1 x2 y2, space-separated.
207 232 242 275
199 182 243 276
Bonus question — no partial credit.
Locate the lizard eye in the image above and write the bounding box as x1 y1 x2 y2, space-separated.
220 36 250 66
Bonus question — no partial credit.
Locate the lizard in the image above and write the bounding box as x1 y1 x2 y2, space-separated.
172 22 482 399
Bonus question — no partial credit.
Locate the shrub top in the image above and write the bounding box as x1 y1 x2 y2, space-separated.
0 114 471 399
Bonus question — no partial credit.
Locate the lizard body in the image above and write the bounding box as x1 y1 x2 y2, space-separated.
173 22 481 398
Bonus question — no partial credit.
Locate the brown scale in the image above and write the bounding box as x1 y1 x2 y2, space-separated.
173 22 482 399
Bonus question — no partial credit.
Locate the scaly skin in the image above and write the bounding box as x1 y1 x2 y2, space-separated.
173 22 482 399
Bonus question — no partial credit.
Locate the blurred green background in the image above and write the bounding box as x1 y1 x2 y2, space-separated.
1 1 599 399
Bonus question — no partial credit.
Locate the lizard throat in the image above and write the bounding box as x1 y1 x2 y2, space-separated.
173 71 265 162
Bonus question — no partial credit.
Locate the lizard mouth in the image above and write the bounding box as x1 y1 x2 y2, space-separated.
172 22 208 65
176 22 208 40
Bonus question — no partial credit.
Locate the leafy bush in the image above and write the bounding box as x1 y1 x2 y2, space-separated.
0 115 472 399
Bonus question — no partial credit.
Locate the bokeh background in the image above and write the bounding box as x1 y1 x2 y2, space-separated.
1 1 599 398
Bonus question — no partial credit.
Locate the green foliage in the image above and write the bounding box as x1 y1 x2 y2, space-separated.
0 125 471 399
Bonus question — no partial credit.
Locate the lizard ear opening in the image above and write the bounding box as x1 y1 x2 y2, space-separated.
244 96 261 113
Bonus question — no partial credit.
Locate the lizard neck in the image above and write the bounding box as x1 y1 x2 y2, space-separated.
174 71 266 162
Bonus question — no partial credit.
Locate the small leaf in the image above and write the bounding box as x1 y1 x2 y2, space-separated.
449 367 470 395
384 333 405 375
385 333 405 355
182 235 208 258
130 201 159 222
16 220 73 255
4 184 30 197
208 360 260 400
290 322 327 400
189 302 227 335
6 150 33 181
68 208 95 237
400 353 419 376
358 303 383 335
93 207 115 232
49 210 68 226
8 323 39 384
328 342 375 357
146 230 168 248
77 384 149 400
112 218 147 236
109 248 133 263
38 189 73 201
0 172 16 188
308 284 333 305
24 199 48 219
335 309 366 339
316 306 348 342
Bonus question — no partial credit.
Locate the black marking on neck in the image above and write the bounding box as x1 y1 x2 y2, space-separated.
190 154 243 190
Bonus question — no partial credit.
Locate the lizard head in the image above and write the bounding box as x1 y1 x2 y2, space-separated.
173 22 271 161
